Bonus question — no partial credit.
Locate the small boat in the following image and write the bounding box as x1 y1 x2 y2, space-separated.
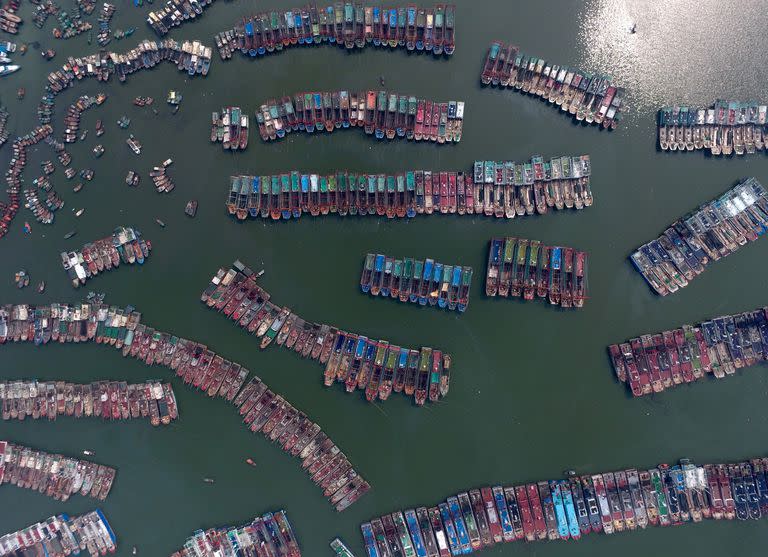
74 208 85 217
37 281 45 293
203 477 215 484
185 200 198 217
64 230 77 239
155 218 166 228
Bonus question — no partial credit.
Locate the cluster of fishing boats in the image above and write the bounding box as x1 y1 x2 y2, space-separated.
658 100 768 155
225 156 589 221
52 7 92 39
150 158 175 193
214 3 455 60
95 2 116 47
63 94 106 143
210 107 249 150
472 156 592 215
481 41 625 129
255 91 464 143
361 456 768 556
630 178 768 296
0 8 20 34
609 306 768 397
171 510 301 557
361 254 471 312
147 0 215 36
486 238 588 309
0 509 116 556
202 261 452 406
24 180 64 224
0 302 368 511
60 226 151 288
0 38 211 241
1 125 53 240
0 380 178 425
0 106 8 147
0 441 115 502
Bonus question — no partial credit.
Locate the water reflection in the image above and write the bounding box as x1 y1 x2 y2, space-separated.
578 0 768 123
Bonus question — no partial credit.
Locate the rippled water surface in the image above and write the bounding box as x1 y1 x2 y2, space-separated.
1 1 767 555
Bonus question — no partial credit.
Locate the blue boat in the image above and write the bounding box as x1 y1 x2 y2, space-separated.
371 254 385 296
95 509 117 544
493 486 514 542
372 7 381 46
361 522 380 557
327 7 337 42
447 265 462 311
447 496 472 554
295 13 304 43
300 174 309 208
380 257 393 297
249 177 260 217
560 480 582 539
419 259 434 305
405 509 428 557
429 262 443 306
438 502 462 556
550 480 570 539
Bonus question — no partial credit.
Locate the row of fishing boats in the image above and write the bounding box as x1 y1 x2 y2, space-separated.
0 380 179 426
658 100 768 155
361 254 472 312
210 106 249 150
362 457 768 557
0 509 116 556
0 441 115 502
43 39 211 97
630 177 768 296
0 106 8 147
202 261 452 406
255 91 464 143
225 156 589 221
486 238 588 309
1 125 53 240
95 2 116 47
0 303 368 511
60 226 151 288
481 41 625 129
147 0 215 36
171 510 301 557
609 306 768 397
472 156 592 215
215 3 455 59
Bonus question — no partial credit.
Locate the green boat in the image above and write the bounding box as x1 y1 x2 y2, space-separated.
330 537 356 557
391 259 403 298
410 260 423 303
650 468 670 525
400 258 414 302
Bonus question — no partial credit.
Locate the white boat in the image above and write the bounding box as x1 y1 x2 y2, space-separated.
0 41 17 53
0 64 19 77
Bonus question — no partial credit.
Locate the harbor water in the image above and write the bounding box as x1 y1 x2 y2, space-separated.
1 0 768 554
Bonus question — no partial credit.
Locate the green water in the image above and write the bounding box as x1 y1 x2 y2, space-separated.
1 0 768 555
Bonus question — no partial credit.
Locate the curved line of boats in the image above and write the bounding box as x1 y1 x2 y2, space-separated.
658 100 767 155
630 178 768 296
225 155 589 221
1 380 178 426
0 509 116 556
62 94 107 144
171 510 301 557
486 238 588 309
361 254 471 313
202 261 452 406
0 302 368 511
0 441 115 503
362 456 768 557
215 3 455 60
481 41 625 129
609 306 768 397
60 227 151 288
255 91 464 143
